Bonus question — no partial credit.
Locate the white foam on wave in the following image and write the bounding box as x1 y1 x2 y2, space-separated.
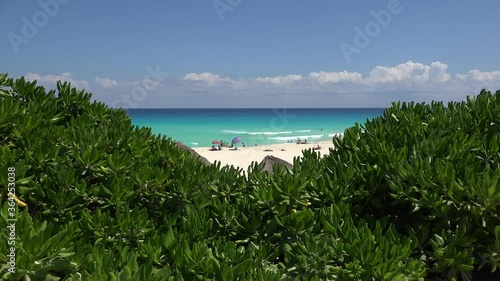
268 135 324 141
222 130 247 134
222 130 292 135
328 133 344 137
295 130 311 133
191 142 199 146
249 131 292 135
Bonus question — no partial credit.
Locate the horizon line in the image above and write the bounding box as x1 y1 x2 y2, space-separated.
121 107 387 110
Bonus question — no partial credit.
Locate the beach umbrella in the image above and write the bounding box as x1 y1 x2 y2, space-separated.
212 140 220 144
232 137 241 145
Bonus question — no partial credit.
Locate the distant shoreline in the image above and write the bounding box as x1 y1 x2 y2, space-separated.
192 141 335 170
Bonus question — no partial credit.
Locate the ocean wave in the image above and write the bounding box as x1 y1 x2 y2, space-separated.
222 130 247 135
222 130 293 135
191 142 199 146
295 130 311 133
328 133 344 137
268 135 324 141
249 131 292 135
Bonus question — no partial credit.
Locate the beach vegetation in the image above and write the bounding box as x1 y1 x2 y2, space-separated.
0 73 499 280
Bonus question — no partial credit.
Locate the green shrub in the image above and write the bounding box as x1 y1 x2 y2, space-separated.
324 90 500 280
0 73 498 280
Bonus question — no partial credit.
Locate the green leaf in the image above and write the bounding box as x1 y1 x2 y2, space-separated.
119 266 132 280
108 272 118 281
495 225 500 249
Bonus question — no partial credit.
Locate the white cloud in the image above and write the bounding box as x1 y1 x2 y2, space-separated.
94 77 118 88
141 78 159 90
25 72 89 89
308 71 362 84
428 62 451 83
456 69 500 81
366 61 451 84
183 72 238 87
255 74 303 85
20 61 500 108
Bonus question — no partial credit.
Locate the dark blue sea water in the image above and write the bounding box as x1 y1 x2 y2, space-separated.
126 108 384 147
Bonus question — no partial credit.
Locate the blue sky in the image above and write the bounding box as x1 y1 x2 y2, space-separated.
2 0 500 108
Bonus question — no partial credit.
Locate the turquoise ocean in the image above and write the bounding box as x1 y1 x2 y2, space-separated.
126 108 385 148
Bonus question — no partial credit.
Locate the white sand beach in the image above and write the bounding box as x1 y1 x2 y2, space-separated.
192 141 335 170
